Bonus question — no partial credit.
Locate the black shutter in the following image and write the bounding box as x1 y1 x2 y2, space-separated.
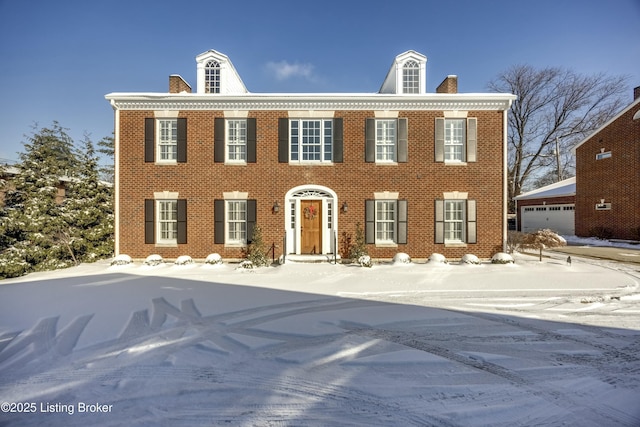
435 199 444 244
145 199 155 244
177 199 187 244
333 118 343 163
247 199 257 243
365 118 375 163
397 199 408 244
247 118 257 163
214 118 225 163
397 118 408 163
467 199 477 244
278 118 289 163
365 199 375 244
435 118 445 162
214 199 225 244
176 118 187 163
144 118 155 163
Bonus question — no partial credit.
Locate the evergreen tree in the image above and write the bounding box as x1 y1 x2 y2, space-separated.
0 123 80 277
61 134 114 263
244 225 269 267
97 134 114 183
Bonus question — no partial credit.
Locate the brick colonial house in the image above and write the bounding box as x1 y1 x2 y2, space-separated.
573 87 640 240
105 49 515 261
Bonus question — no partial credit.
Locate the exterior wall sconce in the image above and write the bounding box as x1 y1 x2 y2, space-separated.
273 201 280 213
342 201 348 213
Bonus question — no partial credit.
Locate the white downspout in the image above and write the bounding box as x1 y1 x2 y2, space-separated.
503 107 510 253
110 99 120 256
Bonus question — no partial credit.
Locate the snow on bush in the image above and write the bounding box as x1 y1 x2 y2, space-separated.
174 255 194 266
392 252 412 265
143 254 164 266
237 260 255 270
491 252 515 264
205 253 223 265
110 254 133 266
460 254 481 265
522 229 567 261
358 255 372 268
428 253 448 264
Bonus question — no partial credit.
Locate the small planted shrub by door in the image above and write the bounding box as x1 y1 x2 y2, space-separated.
460 254 481 265
110 254 133 266
175 255 194 265
205 253 223 265
144 254 164 266
491 252 514 264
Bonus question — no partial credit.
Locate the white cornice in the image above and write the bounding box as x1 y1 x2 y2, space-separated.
106 93 515 111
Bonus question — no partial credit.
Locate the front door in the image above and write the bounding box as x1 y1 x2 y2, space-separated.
301 200 322 254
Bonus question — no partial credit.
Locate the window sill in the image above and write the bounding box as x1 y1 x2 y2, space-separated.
289 162 334 166
224 161 247 166
154 161 178 165
375 242 398 248
225 243 247 248
444 242 467 248
155 242 178 247
444 161 467 166
375 162 398 166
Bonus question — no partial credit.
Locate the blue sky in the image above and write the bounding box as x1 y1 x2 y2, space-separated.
1 0 639 163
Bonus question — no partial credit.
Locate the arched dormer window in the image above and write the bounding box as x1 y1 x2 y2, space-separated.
402 60 420 94
205 60 221 94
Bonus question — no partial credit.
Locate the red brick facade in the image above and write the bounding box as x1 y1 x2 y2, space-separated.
107 51 515 261
575 95 640 240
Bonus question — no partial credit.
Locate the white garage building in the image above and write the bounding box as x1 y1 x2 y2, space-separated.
514 177 576 236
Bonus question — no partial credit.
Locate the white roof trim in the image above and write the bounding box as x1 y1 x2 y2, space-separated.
514 177 576 201
106 92 516 111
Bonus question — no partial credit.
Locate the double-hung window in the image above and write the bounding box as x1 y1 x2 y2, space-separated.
157 200 178 244
158 119 178 162
376 120 397 162
376 200 396 243
365 198 408 245
444 200 465 243
226 200 247 245
435 198 477 245
444 119 465 162
435 117 477 163
226 120 247 162
290 119 333 163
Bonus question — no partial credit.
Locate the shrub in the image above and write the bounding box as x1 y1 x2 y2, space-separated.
521 229 566 261
348 222 368 262
460 254 481 265
143 254 164 266
110 254 133 266
205 253 223 265
237 260 255 270
506 231 526 254
428 253 448 264
174 255 194 265
589 226 613 240
243 225 269 267
358 255 372 268
392 252 412 265
491 252 514 264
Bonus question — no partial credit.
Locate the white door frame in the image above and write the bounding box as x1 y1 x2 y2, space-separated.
284 185 338 255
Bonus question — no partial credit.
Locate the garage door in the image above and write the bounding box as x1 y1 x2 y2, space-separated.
521 204 575 235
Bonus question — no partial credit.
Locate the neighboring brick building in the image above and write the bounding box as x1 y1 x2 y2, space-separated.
105 49 515 261
574 87 640 241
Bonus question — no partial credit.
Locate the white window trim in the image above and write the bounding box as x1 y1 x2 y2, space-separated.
289 118 334 164
156 199 178 246
225 119 247 164
156 118 178 164
225 200 248 246
444 118 466 163
375 200 398 246
444 200 466 244
375 119 397 163
595 151 612 160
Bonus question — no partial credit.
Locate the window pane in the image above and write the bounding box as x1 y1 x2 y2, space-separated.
289 119 332 162
444 119 465 161
158 200 177 242
227 200 247 243
227 120 247 161
375 200 396 242
376 120 396 162
444 200 465 242
159 120 177 161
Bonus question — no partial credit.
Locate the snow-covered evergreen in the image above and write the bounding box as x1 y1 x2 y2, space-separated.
0 123 114 278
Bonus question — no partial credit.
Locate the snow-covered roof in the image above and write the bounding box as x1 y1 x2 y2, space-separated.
514 176 576 201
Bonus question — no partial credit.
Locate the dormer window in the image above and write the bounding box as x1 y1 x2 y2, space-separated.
205 60 221 94
402 60 420 94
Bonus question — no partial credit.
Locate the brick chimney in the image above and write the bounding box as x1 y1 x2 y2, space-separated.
634 86 640 101
169 75 192 94
436 75 458 94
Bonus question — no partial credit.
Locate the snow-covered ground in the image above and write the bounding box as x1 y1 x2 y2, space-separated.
1 251 639 426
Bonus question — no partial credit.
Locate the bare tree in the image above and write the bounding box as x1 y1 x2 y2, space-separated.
488 65 628 211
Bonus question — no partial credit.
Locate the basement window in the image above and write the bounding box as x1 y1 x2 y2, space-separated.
596 151 612 160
